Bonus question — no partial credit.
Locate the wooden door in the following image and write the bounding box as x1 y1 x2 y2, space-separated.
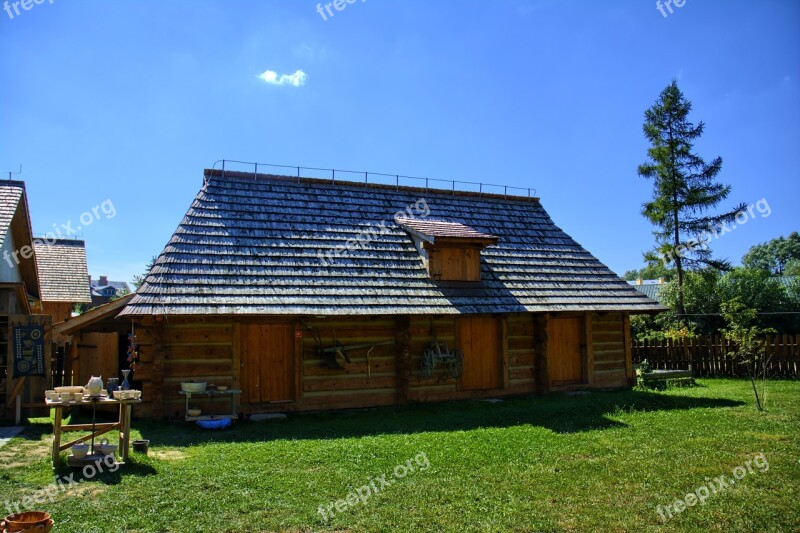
241 324 294 403
549 317 584 385
457 317 501 390
78 332 119 387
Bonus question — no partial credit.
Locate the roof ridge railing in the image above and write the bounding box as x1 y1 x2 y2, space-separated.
209 159 536 200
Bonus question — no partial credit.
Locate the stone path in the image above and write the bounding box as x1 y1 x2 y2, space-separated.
0 426 23 448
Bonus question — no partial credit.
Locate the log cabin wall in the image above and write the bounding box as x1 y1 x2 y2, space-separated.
298 316 397 412
590 312 631 388
507 314 538 394
408 316 458 402
407 314 538 403
131 312 629 420
157 319 235 420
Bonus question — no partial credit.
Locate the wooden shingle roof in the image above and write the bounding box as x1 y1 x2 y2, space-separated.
121 170 665 316
34 239 92 303
396 217 499 245
0 180 40 297
0 182 24 248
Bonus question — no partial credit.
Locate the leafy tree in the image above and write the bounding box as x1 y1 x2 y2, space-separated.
721 298 774 411
717 269 785 316
742 232 800 275
785 259 800 277
638 81 744 322
132 256 158 290
621 262 674 282
657 268 724 335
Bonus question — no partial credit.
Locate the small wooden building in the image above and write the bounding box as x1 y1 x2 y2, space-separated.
0 181 47 419
32 238 92 388
100 169 660 419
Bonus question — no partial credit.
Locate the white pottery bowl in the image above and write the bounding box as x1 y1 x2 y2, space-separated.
71 444 90 459
181 382 207 393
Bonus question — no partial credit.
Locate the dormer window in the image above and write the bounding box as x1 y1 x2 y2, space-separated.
396 218 498 282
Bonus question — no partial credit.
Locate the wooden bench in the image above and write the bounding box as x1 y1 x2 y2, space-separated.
639 369 694 386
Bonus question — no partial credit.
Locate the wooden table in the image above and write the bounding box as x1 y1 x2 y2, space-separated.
47 396 141 468
179 389 241 421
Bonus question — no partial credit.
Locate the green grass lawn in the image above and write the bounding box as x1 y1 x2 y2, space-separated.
1 378 798 532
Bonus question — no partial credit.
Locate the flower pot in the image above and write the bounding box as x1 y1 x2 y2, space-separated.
2 511 52 532
132 440 150 454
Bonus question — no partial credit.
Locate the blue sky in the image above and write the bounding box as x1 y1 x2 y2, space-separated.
1 0 798 284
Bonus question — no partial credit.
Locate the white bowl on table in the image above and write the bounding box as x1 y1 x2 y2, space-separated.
71 443 90 459
181 382 207 393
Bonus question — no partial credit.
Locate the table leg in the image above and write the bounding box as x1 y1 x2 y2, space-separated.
118 403 126 463
120 404 132 463
52 406 62 468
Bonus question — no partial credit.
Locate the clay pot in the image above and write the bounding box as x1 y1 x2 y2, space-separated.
2 511 52 532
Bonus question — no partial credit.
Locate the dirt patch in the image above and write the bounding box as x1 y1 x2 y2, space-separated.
150 449 188 461
0 436 50 467
62 482 107 499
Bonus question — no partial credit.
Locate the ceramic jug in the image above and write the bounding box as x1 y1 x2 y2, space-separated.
85 375 104 395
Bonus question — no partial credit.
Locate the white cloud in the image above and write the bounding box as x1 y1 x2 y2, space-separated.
258 69 308 87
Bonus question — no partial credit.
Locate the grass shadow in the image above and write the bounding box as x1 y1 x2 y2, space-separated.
53 458 158 485
132 388 744 449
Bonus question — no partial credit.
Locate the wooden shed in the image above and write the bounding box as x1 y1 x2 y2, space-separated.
105 168 663 420
31 238 92 387
0 181 47 420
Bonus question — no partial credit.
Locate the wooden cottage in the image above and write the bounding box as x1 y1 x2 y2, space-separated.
0 181 47 420
32 238 92 388
107 169 662 419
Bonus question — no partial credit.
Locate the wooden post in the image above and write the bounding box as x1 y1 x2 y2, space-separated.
500 317 510 389
533 314 550 393
232 322 242 413
394 316 411 405
584 313 594 386
623 313 633 383
70 334 80 387
684 336 691 374
121 403 133 463
294 322 303 404
52 405 62 468
151 320 166 420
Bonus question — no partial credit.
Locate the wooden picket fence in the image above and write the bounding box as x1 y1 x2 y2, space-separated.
632 334 800 377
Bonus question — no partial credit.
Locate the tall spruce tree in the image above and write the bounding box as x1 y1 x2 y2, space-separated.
638 81 744 321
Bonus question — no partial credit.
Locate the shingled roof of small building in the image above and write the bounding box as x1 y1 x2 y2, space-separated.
396 217 499 244
0 182 25 249
34 239 92 303
0 180 40 298
120 169 665 316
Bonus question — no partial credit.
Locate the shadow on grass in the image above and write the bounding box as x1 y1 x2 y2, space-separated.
133 389 744 449
53 459 158 485
13 422 52 441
